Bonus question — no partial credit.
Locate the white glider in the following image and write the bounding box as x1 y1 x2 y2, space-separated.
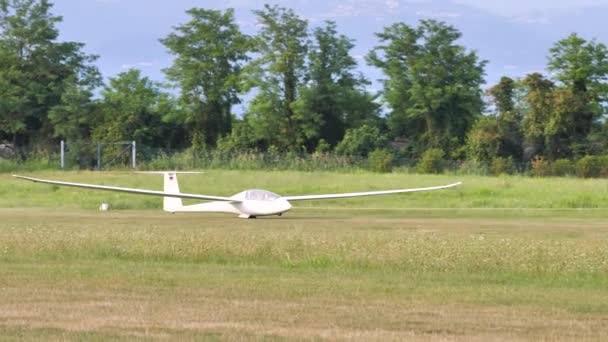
13 173 461 219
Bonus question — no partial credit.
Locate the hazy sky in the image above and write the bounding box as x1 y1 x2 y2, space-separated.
51 0 608 97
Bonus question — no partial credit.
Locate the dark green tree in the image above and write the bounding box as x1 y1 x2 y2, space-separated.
0 0 100 147
486 76 523 160
548 33 608 97
294 21 380 151
0 48 27 144
522 73 555 158
161 8 250 148
93 69 178 148
488 76 515 114
47 82 100 143
545 88 585 158
368 20 486 155
547 33 608 154
245 4 308 151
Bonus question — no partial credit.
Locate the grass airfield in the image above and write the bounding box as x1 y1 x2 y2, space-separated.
1 171 608 340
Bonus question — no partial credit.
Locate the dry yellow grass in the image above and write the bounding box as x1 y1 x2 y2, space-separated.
1 208 608 340
2 285 606 341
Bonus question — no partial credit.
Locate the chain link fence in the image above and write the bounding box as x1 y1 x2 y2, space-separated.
0 142 557 176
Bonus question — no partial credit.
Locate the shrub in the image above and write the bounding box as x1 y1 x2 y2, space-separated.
335 125 388 157
492 157 515 176
457 160 490 176
530 156 550 177
576 156 602 178
417 148 445 174
315 139 331 154
550 159 575 177
600 156 608 178
368 149 394 173
465 116 501 162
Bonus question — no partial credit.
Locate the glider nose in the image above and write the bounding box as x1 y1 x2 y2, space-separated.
277 198 292 213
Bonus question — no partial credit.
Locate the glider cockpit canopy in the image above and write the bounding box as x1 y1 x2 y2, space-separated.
234 189 281 202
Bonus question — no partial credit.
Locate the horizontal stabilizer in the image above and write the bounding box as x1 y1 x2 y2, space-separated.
135 171 204 175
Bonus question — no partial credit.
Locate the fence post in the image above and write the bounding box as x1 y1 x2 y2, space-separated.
60 140 65 169
131 141 136 169
97 142 102 170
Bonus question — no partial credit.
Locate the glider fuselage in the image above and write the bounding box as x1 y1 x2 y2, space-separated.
174 196 292 218
170 189 292 218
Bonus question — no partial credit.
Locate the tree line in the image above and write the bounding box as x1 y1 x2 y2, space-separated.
1 0 607 170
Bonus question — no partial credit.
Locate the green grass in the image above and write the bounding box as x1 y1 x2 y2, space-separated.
1 171 608 340
3 170 608 210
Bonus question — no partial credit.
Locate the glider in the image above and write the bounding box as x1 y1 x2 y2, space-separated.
13 172 461 219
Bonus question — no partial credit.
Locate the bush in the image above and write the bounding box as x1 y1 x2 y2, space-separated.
530 156 550 177
576 156 602 178
465 116 501 162
368 149 394 173
492 157 515 176
550 159 575 177
335 125 388 157
417 148 445 174
457 160 490 176
600 156 608 178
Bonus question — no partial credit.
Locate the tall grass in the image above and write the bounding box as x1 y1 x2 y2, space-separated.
0 155 61 173
3 171 608 210
3 222 606 278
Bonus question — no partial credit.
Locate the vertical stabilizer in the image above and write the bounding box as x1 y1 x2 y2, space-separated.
163 172 182 212
136 171 203 213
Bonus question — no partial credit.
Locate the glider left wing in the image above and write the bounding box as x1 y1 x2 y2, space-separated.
13 175 236 202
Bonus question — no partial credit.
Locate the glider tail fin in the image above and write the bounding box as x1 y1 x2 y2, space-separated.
136 171 203 213
163 172 182 213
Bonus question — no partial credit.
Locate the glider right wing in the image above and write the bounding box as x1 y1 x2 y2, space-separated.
283 182 462 201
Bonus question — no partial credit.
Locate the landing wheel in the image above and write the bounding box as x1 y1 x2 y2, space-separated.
250 216 257 219
278 213 282 217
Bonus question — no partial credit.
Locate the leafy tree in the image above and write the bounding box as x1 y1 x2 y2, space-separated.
368 20 486 154
521 71 590 160
161 8 250 148
486 76 523 160
245 4 308 151
488 76 515 114
93 69 177 148
521 73 555 157
547 33 608 152
47 82 100 143
545 88 585 158
548 33 608 98
294 21 380 150
0 48 27 144
0 0 100 147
